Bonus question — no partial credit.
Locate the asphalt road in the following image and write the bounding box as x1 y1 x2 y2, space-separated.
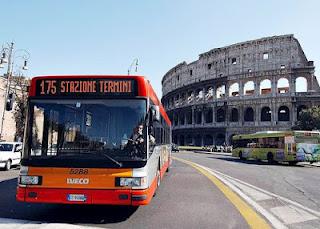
179 150 320 212
1 151 319 228
175 150 320 228
0 157 248 229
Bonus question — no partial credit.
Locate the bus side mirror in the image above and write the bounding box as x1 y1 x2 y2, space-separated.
150 105 160 122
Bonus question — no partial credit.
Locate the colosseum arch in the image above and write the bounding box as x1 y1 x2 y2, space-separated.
195 135 202 146
179 135 185 146
205 86 214 100
278 106 290 121
216 85 226 98
196 88 204 100
215 133 226 146
230 108 239 122
260 79 272 95
244 81 255 96
180 92 186 104
229 83 239 97
187 91 194 103
173 113 179 126
175 94 180 105
186 110 192 124
297 105 308 121
186 135 193 145
277 78 289 94
205 108 213 123
261 106 272 121
179 112 185 125
216 107 226 122
296 77 307 92
204 135 213 146
244 107 254 122
195 110 202 124
173 135 178 144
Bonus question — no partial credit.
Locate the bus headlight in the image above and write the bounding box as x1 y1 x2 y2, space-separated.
19 175 42 185
116 177 147 188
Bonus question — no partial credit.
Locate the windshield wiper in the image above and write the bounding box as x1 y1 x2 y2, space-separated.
41 149 123 167
98 151 123 167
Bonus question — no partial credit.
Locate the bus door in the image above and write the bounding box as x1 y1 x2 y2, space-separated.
285 135 295 158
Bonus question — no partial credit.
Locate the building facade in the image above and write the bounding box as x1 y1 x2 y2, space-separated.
0 76 26 142
161 34 320 146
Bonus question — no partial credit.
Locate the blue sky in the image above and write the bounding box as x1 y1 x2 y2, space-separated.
0 0 319 97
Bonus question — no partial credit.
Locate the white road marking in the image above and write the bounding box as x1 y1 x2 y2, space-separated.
0 218 104 228
231 182 272 201
193 163 320 228
270 205 318 224
211 167 320 218
196 164 288 229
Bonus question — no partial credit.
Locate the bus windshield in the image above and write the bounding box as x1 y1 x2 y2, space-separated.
26 99 147 166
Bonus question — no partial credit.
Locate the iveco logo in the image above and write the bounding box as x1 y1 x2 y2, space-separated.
67 178 89 184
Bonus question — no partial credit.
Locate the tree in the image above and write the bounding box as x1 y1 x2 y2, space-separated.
293 106 320 130
11 75 29 141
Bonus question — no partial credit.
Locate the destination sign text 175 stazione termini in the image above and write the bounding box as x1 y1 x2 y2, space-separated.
36 79 136 96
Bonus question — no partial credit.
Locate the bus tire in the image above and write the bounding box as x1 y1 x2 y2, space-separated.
267 152 274 164
153 166 161 197
166 157 171 173
5 160 11 171
289 161 298 166
166 164 170 173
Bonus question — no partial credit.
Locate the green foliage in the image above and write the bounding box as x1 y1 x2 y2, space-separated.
293 106 320 131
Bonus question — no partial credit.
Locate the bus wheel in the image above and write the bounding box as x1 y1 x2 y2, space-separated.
5 160 11 171
289 161 298 166
267 153 274 164
153 168 161 197
166 158 171 173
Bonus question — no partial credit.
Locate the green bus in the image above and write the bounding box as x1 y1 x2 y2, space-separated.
232 131 320 165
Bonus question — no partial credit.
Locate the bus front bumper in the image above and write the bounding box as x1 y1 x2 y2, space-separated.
16 186 154 206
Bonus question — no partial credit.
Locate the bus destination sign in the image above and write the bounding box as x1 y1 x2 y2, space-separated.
35 79 137 97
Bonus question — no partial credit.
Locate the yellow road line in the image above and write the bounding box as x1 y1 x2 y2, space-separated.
174 157 270 229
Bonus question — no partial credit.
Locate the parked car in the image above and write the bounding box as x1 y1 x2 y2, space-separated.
171 144 179 152
0 142 22 170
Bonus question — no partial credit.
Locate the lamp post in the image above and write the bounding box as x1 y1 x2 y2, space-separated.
127 58 139 75
0 42 30 141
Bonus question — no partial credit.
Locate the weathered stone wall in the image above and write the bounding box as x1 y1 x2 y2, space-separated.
0 77 24 142
161 35 320 146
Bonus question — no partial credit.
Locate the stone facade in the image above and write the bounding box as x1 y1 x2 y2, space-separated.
0 76 24 141
161 34 320 146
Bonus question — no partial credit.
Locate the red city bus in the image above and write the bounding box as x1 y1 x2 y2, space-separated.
16 75 171 205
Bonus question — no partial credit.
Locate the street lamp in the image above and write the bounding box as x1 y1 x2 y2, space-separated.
0 42 30 140
127 58 139 75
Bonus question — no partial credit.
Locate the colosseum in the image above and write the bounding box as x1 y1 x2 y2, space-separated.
161 34 320 147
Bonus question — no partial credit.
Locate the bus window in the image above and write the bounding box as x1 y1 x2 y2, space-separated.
278 137 284 148
31 106 45 156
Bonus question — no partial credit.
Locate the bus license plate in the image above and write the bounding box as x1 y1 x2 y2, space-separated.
67 194 87 202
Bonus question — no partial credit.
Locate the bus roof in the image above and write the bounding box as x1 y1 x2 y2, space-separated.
29 75 171 126
232 130 320 140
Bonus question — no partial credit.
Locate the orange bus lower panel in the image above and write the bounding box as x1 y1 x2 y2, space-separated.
16 187 155 205
16 160 169 205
